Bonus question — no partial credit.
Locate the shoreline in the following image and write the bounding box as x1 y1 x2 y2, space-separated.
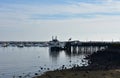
33 68 120 78
33 47 120 78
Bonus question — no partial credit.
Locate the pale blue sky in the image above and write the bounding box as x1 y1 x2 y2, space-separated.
0 0 120 41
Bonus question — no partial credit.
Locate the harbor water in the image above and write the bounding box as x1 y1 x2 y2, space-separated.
0 47 88 78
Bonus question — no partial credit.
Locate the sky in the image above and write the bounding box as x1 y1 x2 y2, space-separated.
1 0 120 41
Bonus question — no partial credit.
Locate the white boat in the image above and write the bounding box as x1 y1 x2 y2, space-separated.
17 44 24 48
1 43 8 47
49 36 64 51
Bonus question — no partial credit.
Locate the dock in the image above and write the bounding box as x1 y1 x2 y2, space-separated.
0 40 120 54
64 41 120 54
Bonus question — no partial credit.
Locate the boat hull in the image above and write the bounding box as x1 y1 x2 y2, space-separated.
50 46 64 51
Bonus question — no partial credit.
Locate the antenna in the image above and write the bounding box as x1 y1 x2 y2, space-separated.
52 36 54 40
55 36 57 40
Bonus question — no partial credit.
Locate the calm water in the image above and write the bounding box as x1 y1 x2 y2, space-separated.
0 47 88 78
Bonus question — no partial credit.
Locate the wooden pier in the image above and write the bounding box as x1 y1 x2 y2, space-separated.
64 41 120 54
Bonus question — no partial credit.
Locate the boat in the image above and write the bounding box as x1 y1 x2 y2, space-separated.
1 43 8 47
17 43 24 48
49 36 64 51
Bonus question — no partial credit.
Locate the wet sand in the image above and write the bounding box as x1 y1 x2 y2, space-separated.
33 69 120 78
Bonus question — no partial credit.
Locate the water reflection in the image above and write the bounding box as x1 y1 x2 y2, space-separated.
0 47 90 78
49 49 61 63
49 47 94 59
48 47 90 65
65 49 82 57
49 47 89 69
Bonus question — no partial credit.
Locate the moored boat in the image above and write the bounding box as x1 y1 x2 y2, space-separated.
49 36 64 51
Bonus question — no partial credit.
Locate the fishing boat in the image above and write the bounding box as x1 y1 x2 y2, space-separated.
49 36 64 51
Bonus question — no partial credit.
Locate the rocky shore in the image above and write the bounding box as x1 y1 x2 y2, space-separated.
33 46 120 78
34 69 120 78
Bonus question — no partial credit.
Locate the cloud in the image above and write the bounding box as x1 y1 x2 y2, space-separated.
1 0 120 40
1 0 120 21
27 0 120 20
0 0 120 28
